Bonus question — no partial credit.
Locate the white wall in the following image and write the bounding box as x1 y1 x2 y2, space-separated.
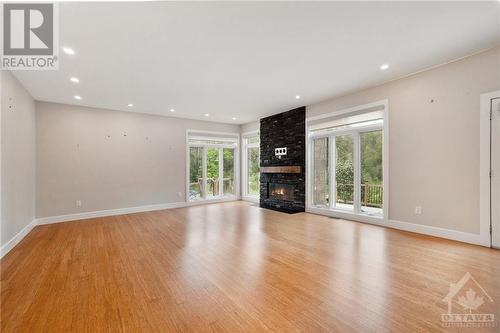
36 102 239 218
1 72 36 250
306 47 500 235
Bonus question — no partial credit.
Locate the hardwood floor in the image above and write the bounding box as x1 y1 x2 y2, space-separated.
1 201 499 332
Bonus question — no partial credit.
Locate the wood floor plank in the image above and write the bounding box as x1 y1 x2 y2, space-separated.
1 201 499 332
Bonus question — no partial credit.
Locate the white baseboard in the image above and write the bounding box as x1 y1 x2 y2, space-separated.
36 202 187 225
0 219 37 259
387 219 489 247
306 206 488 247
36 196 240 225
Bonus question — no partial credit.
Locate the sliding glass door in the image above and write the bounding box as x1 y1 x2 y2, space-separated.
310 116 384 217
187 133 238 202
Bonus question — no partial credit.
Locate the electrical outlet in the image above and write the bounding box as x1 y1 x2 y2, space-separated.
415 206 422 215
76 200 82 207
177 192 182 198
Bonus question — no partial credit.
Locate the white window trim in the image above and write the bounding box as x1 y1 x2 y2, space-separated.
241 130 260 202
186 129 240 203
306 99 389 224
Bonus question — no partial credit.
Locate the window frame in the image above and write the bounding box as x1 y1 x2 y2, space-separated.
306 100 389 224
241 131 260 201
186 130 240 203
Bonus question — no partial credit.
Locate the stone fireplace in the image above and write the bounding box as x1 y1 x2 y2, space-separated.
260 107 305 213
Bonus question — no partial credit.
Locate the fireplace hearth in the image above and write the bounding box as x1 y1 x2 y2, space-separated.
259 107 305 214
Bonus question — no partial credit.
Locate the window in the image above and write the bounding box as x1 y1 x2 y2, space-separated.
187 131 239 202
189 147 203 200
242 132 260 198
312 137 329 207
206 148 220 198
360 130 383 214
308 102 387 219
223 148 235 195
335 134 354 211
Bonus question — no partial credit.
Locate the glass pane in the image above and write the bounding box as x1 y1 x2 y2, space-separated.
335 135 354 210
247 135 259 145
223 148 235 195
360 130 383 215
247 147 260 196
206 148 220 198
313 137 329 207
189 147 203 200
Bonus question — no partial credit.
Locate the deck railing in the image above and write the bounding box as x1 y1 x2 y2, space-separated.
189 178 234 198
336 183 383 208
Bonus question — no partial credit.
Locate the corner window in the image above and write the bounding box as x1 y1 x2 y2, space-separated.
242 132 260 198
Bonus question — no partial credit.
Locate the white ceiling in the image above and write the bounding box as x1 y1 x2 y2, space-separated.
13 1 500 124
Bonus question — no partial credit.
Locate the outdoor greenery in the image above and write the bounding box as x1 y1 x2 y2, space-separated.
360 131 383 185
335 130 383 205
189 147 203 199
223 148 234 194
247 147 260 195
335 136 354 203
189 147 203 183
206 148 219 185
189 147 235 198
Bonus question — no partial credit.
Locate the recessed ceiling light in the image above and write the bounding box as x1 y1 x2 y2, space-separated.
127 103 133 107
70 77 79 83
74 95 82 100
204 113 209 117
62 47 75 55
380 64 389 70
232 117 237 120
295 95 301 99
170 109 175 112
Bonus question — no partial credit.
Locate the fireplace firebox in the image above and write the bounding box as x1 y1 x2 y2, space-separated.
269 183 295 202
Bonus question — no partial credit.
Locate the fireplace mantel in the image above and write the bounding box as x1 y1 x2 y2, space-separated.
260 166 302 174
